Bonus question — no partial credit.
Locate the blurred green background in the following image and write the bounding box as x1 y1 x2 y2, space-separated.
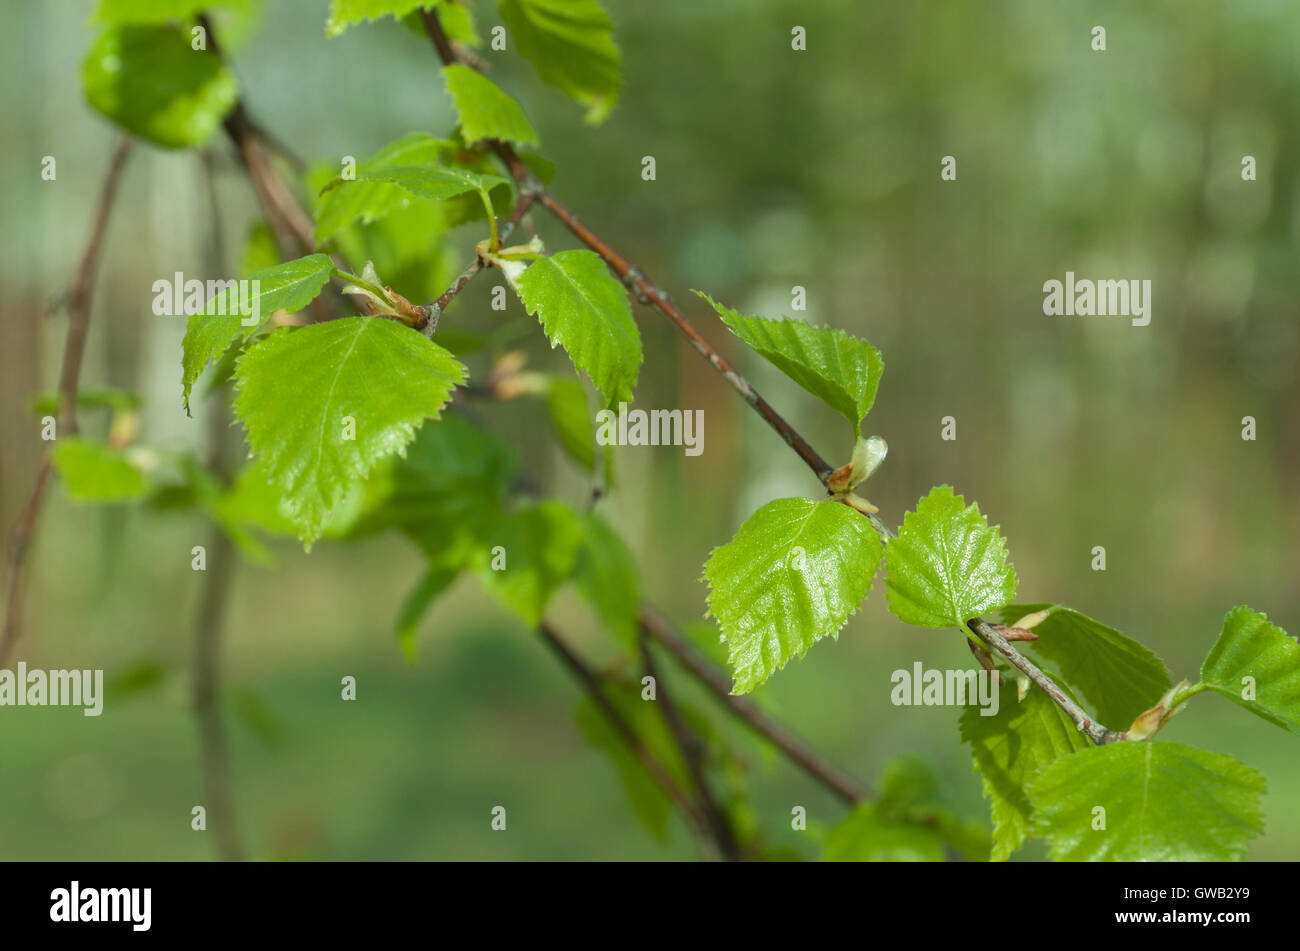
0 0 1297 860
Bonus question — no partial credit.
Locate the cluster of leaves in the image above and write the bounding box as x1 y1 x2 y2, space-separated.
63 0 1298 862
68 0 771 855
696 286 1298 860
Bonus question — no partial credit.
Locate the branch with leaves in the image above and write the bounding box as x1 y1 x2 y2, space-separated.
22 0 1296 862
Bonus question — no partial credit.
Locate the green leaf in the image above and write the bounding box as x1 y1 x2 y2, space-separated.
695 291 883 432
1001 603 1171 728
824 804 946 862
82 25 238 149
574 680 688 842
30 386 140 418
92 0 258 26
826 756 991 862
478 500 584 626
574 511 640 645
90 0 260 30
233 317 466 546
1027 741 1266 861
217 460 299 540
241 221 280 274
704 497 882 694
311 137 511 245
361 413 517 556
324 164 507 203
884 485 1017 630
545 375 614 484
161 453 281 564
92 0 203 23
507 250 641 407
325 0 427 36
412 1 479 46
960 682 1090 861
228 687 287 749
499 0 620 124
876 756 943 815
442 63 539 147
313 134 448 242
180 253 336 412
329 199 462 306
1200 606 1300 736
546 376 594 469
51 438 148 502
105 661 168 701
395 560 463 661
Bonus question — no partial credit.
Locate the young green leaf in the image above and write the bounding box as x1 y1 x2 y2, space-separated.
401 1 479 46
845 756 992 862
217 460 299 541
546 376 593 468
181 253 336 412
241 221 281 274
960 682 1090 861
92 0 257 26
152 454 280 565
93 0 206 23
233 317 466 546
30 386 140 418
695 291 883 432
82 26 239 149
395 558 464 661
545 375 615 484
499 0 621 124
574 511 640 645
1027 741 1266 861
51 439 147 502
228 687 288 750
322 164 507 203
313 134 449 242
575 680 689 842
507 250 641 407
442 63 539 147
326 197 463 306
477 500 584 626
357 413 517 558
1199 606 1300 736
885 485 1017 629
824 804 946 862
325 0 427 36
704 497 883 694
1001 603 1171 728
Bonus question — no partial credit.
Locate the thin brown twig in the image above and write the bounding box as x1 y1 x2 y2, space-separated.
537 622 713 844
419 8 1124 747
420 11 833 479
191 150 245 861
199 15 312 255
638 628 742 860
192 25 731 840
969 619 1124 744
639 607 869 805
0 134 132 668
199 14 357 329
421 190 538 336
222 102 316 258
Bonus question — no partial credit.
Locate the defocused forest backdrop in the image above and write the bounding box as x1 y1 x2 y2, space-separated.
0 0 1297 859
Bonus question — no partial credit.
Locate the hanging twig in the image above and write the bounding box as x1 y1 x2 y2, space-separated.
191 150 245 861
420 8 1125 746
1 133 132 667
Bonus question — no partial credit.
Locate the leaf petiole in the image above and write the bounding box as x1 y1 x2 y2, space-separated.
332 267 396 310
476 187 499 251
